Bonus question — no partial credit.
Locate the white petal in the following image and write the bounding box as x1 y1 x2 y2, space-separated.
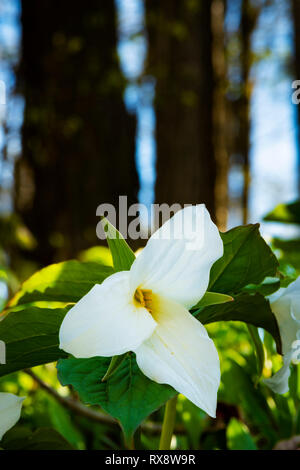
0 393 25 440
59 271 156 358
263 350 293 395
134 295 220 417
270 277 300 355
129 205 223 309
264 279 300 395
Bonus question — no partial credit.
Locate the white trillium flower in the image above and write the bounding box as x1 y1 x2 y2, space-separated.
59 205 223 417
0 392 25 440
264 277 300 394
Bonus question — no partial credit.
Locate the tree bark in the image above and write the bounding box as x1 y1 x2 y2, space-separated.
212 0 229 230
239 0 256 225
230 0 259 225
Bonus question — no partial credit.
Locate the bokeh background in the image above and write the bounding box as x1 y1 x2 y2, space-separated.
1 0 300 266
0 0 300 451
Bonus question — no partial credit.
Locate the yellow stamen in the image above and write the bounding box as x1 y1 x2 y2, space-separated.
134 288 153 313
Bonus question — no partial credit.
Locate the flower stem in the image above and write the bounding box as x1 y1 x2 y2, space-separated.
159 395 178 450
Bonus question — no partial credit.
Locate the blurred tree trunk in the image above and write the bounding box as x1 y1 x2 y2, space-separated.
234 0 259 224
292 0 300 191
145 0 219 220
15 0 138 265
212 0 229 230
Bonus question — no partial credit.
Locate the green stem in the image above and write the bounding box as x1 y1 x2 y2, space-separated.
159 395 178 450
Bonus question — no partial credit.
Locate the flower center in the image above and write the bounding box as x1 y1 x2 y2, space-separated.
134 288 153 313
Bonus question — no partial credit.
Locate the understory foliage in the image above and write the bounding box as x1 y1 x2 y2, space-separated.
0 205 300 450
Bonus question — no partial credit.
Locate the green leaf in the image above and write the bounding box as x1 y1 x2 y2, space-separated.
226 418 257 450
1 427 74 450
101 217 135 271
271 394 294 439
221 361 278 446
101 354 127 382
78 245 113 266
247 325 265 384
7 260 113 308
191 292 233 310
264 200 300 224
242 277 280 296
0 306 69 377
46 398 85 449
57 354 176 440
209 224 279 295
273 237 300 253
272 238 300 272
177 399 207 449
195 292 282 354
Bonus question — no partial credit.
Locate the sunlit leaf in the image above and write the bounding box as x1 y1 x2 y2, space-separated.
78 246 113 267
7 260 113 308
264 200 300 224
191 292 233 310
226 418 257 450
